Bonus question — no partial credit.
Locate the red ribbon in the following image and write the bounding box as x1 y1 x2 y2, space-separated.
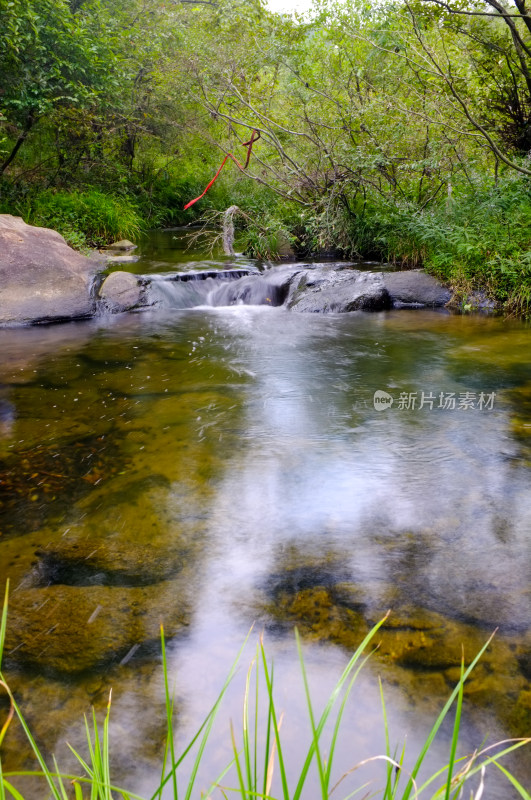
184 130 261 211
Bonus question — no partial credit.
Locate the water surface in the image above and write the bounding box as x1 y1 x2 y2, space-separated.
1 232 530 798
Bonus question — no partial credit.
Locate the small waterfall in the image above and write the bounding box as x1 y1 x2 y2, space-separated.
145 268 258 309
209 268 297 307
143 266 299 310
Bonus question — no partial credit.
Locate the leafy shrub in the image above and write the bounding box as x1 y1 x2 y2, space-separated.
25 189 144 248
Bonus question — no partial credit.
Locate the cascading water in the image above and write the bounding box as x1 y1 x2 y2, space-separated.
143 265 300 309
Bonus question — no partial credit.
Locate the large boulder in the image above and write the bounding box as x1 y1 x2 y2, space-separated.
286 267 392 312
0 215 100 325
383 270 451 307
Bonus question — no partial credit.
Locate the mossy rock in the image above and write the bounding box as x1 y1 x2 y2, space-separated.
5 581 190 676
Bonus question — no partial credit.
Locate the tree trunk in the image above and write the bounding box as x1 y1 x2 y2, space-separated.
0 113 36 176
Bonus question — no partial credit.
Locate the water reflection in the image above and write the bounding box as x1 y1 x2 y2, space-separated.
0 256 530 797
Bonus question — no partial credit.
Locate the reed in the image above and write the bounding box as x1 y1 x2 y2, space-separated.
0 583 529 800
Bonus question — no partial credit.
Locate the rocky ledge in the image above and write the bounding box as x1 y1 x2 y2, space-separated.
0 215 473 325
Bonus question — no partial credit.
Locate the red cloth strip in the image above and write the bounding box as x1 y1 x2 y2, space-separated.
184 130 260 210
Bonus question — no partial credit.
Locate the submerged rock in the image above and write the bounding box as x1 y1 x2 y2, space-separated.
257 552 531 732
0 215 99 325
4 581 190 675
31 538 189 588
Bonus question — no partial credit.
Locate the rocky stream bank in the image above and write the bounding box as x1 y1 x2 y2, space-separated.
1 214 472 326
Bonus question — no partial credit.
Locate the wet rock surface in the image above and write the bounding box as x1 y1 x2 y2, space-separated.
139 264 453 314
98 270 145 312
286 267 392 312
0 215 99 325
382 270 452 307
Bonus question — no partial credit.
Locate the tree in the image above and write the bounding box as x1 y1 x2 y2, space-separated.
0 0 120 175
406 1 531 164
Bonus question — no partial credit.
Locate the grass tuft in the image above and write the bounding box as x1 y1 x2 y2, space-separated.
0 585 529 800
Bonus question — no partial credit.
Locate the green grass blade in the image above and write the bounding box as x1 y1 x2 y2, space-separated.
379 677 394 800
73 780 84 800
0 757 6 800
102 692 112 800
243 658 255 796
160 626 178 800
296 635 326 797
67 743 95 779
2 686 63 800
401 632 496 800
444 653 465 800
492 759 531 799
393 740 406 799
417 738 530 795
180 633 252 800
3 771 146 800
325 654 372 791
0 582 9 668
52 755 70 800
0 583 10 800
253 645 259 795
149 631 251 800
291 614 390 800
89 710 102 800
0 779 24 800
259 638 289 800
230 720 248 800
262 654 274 800
340 783 374 800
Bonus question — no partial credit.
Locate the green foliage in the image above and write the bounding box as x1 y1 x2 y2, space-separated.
0 586 530 800
0 0 121 175
2 0 531 311
17 189 144 248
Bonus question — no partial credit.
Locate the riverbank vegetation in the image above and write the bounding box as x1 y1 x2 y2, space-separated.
0 585 529 800
2 0 531 311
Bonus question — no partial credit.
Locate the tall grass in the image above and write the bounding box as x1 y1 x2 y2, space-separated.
1 190 144 250
0 584 529 800
327 173 531 315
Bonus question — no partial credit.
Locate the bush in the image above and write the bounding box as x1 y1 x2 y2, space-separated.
23 189 144 249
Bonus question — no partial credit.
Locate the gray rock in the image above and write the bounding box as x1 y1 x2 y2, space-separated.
102 253 140 264
383 270 451 307
0 215 99 325
459 290 499 312
103 239 137 251
286 268 391 313
276 233 294 258
98 270 143 312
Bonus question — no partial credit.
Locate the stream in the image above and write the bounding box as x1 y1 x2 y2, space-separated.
0 230 530 798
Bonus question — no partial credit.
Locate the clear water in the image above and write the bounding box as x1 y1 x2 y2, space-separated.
0 231 530 798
